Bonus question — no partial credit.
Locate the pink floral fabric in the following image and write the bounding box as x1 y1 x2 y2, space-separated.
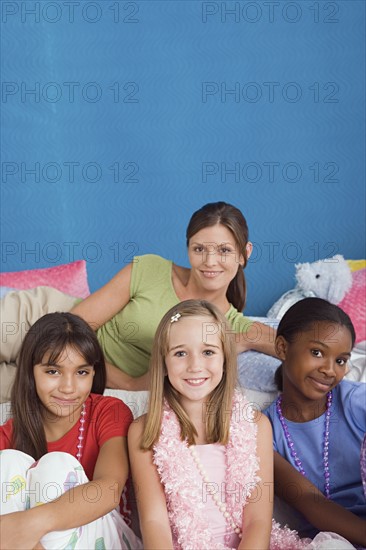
0 260 90 298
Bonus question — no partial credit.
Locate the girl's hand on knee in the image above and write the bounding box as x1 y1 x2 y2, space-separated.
0 510 44 550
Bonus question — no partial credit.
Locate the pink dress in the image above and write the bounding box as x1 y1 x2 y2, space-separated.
182 443 241 548
153 391 261 549
153 391 356 550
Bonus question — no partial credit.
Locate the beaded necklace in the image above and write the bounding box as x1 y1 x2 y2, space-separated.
153 391 260 548
189 445 242 540
76 403 87 462
276 391 332 499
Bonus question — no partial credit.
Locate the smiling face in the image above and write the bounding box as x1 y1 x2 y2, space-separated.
34 345 95 423
188 223 245 294
277 321 353 406
165 315 224 410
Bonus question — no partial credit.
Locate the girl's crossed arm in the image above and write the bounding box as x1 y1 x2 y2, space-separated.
128 416 174 549
239 414 273 550
0 436 129 550
273 451 366 547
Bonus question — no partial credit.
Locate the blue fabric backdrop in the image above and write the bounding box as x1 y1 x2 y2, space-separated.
1 0 365 315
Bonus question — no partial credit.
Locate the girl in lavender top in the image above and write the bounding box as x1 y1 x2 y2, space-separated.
264 297 366 548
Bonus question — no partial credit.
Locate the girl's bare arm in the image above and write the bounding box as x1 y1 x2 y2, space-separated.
273 451 366 547
128 417 174 549
0 437 129 549
239 414 273 550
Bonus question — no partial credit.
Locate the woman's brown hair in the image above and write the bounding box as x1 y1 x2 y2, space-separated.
10 312 106 459
141 300 237 450
186 201 250 312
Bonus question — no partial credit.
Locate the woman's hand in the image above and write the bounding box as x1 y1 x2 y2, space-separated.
236 321 277 357
106 362 150 391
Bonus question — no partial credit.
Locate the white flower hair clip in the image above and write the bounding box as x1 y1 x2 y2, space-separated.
170 313 181 323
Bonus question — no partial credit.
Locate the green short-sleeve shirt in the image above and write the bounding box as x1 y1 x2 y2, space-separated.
97 254 252 377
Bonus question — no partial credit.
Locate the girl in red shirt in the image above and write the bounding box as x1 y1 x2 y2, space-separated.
0 312 141 549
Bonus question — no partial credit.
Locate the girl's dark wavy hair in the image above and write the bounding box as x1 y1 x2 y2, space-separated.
11 312 106 459
186 202 250 312
274 297 356 391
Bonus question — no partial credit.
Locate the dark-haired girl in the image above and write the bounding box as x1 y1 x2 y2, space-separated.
264 298 366 548
0 312 141 549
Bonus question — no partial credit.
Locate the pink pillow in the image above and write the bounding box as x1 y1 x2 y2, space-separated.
338 268 366 344
0 260 90 299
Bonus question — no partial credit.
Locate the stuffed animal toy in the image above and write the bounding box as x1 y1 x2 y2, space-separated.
268 255 365 344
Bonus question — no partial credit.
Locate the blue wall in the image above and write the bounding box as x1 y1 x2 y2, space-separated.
1 0 365 315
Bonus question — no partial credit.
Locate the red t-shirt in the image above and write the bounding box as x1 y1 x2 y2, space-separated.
0 393 133 481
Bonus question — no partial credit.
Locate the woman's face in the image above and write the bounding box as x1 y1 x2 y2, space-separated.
188 223 245 294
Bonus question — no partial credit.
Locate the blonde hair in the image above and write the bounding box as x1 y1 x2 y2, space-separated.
141 300 237 450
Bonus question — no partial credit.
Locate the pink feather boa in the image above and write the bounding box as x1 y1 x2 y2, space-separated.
153 390 307 550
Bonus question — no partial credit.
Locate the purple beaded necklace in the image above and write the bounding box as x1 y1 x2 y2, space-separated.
276 391 332 499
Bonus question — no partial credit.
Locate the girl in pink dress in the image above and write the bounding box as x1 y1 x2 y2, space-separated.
128 299 274 549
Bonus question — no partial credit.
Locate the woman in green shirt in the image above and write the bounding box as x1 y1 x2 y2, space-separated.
71 201 276 390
